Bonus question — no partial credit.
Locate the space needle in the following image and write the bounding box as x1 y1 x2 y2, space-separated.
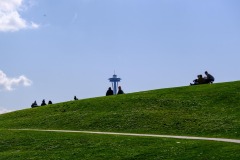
108 73 121 95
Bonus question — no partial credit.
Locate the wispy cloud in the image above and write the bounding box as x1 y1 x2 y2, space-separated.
0 70 32 91
0 0 39 32
0 108 13 114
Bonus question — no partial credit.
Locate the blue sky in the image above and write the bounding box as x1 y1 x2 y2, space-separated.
1 0 240 113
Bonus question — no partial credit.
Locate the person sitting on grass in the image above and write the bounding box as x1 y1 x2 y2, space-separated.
117 86 124 94
190 75 205 85
106 87 113 96
48 100 53 105
41 99 46 106
74 96 78 100
31 101 38 108
204 71 215 84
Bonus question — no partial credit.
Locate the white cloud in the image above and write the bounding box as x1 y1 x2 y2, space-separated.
0 70 32 91
0 108 13 114
0 0 39 32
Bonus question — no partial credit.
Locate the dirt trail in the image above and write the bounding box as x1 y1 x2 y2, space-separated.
11 129 240 144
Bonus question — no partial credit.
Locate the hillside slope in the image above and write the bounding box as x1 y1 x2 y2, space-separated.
0 81 240 138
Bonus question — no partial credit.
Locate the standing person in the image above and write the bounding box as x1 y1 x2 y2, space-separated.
106 87 113 96
205 71 215 83
117 86 124 94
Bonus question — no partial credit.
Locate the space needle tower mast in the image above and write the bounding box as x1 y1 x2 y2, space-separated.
108 72 121 95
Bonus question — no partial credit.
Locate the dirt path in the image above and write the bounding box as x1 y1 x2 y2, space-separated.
11 129 240 144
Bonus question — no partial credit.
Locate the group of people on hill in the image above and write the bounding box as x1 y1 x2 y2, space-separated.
30 71 214 108
31 87 124 108
190 71 215 85
31 99 53 108
106 86 124 96
31 96 79 108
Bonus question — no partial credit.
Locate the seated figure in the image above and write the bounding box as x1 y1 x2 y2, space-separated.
31 101 38 108
41 99 46 106
106 87 113 96
117 86 124 94
191 75 205 85
74 96 78 100
204 71 215 84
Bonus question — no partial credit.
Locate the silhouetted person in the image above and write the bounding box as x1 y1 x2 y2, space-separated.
74 96 78 100
48 100 53 105
41 99 46 106
31 101 38 108
198 74 205 84
106 87 114 96
204 71 215 84
117 86 124 94
190 75 205 85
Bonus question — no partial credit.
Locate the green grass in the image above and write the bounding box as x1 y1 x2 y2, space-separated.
1 130 240 160
0 81 240 159
1 81 240 138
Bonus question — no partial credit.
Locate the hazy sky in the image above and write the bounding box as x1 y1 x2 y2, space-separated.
1 0 240 113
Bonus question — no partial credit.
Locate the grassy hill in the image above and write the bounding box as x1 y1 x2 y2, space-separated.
1 129 240 160
0 81 240 159
1 81 240 138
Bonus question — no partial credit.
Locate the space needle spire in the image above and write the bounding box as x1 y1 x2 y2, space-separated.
108 72 121 95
